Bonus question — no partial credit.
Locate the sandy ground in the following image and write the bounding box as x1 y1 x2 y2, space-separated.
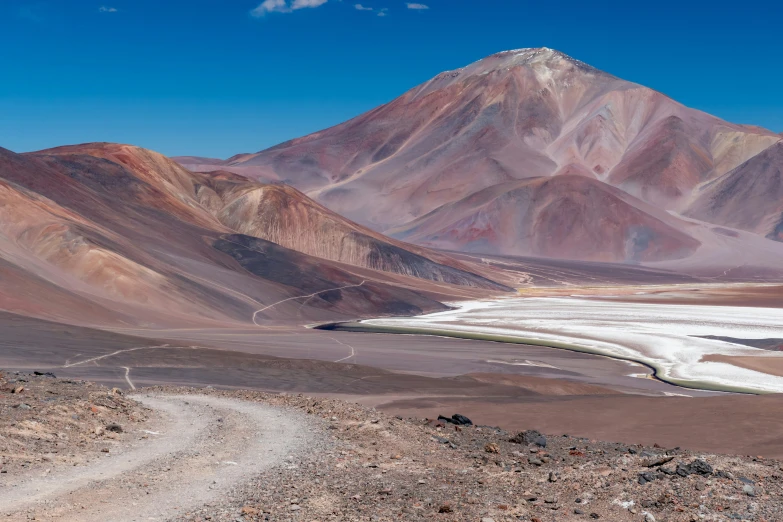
1 308 702 397
373 393 783 459
702 354 783 378
89 327 704 396
0 394 320 522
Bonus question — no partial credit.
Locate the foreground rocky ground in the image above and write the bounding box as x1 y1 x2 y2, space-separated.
2 371 782 521
0 370 148 479
154 390 783 522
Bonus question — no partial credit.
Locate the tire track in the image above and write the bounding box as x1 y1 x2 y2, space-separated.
252 280 366 325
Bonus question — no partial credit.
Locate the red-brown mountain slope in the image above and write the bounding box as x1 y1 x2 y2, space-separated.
687 142 783 242
0 144 509 328
190 171 507 289
389 175 700 263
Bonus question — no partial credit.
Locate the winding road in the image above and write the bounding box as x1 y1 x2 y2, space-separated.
0 394 320 521
251 280 367 326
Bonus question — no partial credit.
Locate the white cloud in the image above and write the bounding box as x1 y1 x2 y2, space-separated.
251 0 289 15
99 6 118 12
292 0 328 8
406 2 429 9
251 0 328 16
354 4 389 15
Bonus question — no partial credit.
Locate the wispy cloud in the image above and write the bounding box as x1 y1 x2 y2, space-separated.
251 0 288 15
406 2 429 9
354 3 388 16
251 0 328 16
99 6 118 13
292 0 328 7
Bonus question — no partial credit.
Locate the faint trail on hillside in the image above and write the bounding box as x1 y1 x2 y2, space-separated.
330 336 358 363
122 367 136 390
217 237 366 325
63 354 81 367
705 263 746 281
220 235 490 312
62 345 170 368
328 374 383 394
252 281 366 325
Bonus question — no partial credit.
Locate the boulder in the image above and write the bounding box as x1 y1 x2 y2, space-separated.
510 430 547 447
437 413 473 426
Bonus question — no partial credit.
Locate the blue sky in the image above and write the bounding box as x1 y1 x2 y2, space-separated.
1 0 781 158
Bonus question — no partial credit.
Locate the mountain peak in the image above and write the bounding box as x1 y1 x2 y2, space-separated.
491 47 604 71
432 47 608 86
492 47 567 59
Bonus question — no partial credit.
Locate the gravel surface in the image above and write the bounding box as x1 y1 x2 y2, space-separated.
158 387 783 522
1 376 323 521
3 372 783 521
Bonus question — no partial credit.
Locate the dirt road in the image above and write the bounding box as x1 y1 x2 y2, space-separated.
0 394 323 521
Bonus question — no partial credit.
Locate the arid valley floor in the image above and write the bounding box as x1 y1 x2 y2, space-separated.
5 275 783 460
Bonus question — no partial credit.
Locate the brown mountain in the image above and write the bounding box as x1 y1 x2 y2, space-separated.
174 155 281 183
687 142 783 242
38 143 505 290
0 143 509 329
190 170 506 289
183 48 782 264
389 175 700 263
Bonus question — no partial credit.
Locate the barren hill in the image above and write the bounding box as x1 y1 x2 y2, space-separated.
0 143 509 328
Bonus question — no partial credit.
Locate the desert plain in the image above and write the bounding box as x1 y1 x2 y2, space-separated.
5 269 783 459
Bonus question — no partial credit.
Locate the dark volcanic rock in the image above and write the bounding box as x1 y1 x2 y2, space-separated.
639 472 656 485
451 414 473 426
690 459 714 475
676 462 692 476
510 429 547 447
437 413 473 426
677 459 713 477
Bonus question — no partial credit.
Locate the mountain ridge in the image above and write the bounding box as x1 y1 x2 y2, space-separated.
0 143 514 328
177 48 783 265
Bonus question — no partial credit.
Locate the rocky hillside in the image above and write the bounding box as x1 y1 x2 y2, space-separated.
191 170 509 289
0 143 508 328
